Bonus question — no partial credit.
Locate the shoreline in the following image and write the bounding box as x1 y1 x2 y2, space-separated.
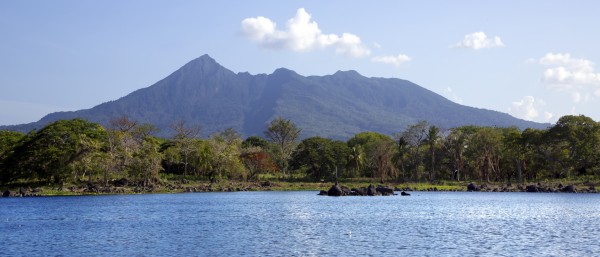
2 180 598 197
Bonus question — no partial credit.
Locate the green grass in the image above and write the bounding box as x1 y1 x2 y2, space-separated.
4 176 600 196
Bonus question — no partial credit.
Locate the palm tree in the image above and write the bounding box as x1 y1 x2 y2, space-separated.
348 145 365 178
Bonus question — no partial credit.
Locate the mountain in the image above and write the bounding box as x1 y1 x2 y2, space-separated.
1 54 548 139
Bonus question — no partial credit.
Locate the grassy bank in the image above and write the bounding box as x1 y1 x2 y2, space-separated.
3 177 600 197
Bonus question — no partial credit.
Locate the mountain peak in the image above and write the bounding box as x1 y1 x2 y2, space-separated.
272 67 298 75
1 54 547 139
175 54 231 78
189 54 218 67
333 70 363 78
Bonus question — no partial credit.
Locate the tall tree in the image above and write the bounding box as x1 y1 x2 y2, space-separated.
171 120 201 178
400 121 428 180
209 128 245 181
368 139 397 183
426 125 441 182
292 137 349 181
546 115 600 178
348 131 393 178
347 145 365 178
265 117 301 178
2 119 106 187
240 146 276 181
443 128 469 181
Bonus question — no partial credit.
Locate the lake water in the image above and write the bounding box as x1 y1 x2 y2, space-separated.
1 191 599 256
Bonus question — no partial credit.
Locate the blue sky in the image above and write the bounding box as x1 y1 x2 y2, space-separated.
1 1 599 126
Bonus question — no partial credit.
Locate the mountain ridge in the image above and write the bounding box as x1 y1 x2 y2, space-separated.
1 54 548 139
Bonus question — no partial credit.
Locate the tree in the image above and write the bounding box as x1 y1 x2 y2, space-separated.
468 127 503 183
171 120 201 178
1 119 106 187
393 136 409 181
240 146 276 181
209 128 245 181
265 117 301 178
242 136 269 149
368 139 397 183
426 125 441 182
443 128 469 181
347 145 365 178
108 116 138 173
0 131 26 183
399 121 428 180
546 115 600 178
502 127 525 184
292 137 349 181
130 137 163 186
348 131 393 178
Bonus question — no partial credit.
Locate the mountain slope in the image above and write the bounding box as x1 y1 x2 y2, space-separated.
1 54 548 139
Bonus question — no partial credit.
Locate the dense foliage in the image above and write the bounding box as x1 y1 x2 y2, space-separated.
1 115 599 187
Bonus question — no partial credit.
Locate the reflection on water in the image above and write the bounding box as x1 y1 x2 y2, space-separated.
1 191 599 256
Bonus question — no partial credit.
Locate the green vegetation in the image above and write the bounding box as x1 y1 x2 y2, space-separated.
1 115 600 195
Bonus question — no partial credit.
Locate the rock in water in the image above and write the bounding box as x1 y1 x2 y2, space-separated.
525 185 539 192
327 184 343 196
467 183 479 192
367 184 379 196
376 186 394 196
562 185 577 193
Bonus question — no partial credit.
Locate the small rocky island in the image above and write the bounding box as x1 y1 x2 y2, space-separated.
319 183 397 196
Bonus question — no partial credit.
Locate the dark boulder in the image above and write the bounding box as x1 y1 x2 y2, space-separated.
327 184 343 196
86 183 99 193
467 183 479 192
3 190 12 197
525 185 539 192
340 186 351 196
114 178 129 187
401 191 410 196
352 187 366 196
367 184 379 196
318 190 328 195
376 186 395 196
562 185 577 193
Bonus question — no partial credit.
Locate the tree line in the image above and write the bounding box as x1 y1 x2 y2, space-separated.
1 115 599 187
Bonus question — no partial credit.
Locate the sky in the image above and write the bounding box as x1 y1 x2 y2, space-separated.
1 1 599 126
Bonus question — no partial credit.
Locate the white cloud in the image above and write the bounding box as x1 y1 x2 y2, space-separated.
371 54 411 67
373 42 382 49
538 53 600 103
241 8 370 57
508 96 554 122
509 96 539 121
455 31 505 50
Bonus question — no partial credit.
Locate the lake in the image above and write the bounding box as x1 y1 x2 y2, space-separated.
1 191 599 256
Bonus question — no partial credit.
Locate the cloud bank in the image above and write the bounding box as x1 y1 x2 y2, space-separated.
241 8 370 57
371 54 411 67
539 53 600 103
508 96 553 122
455 31 504 50
241 8 410 67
